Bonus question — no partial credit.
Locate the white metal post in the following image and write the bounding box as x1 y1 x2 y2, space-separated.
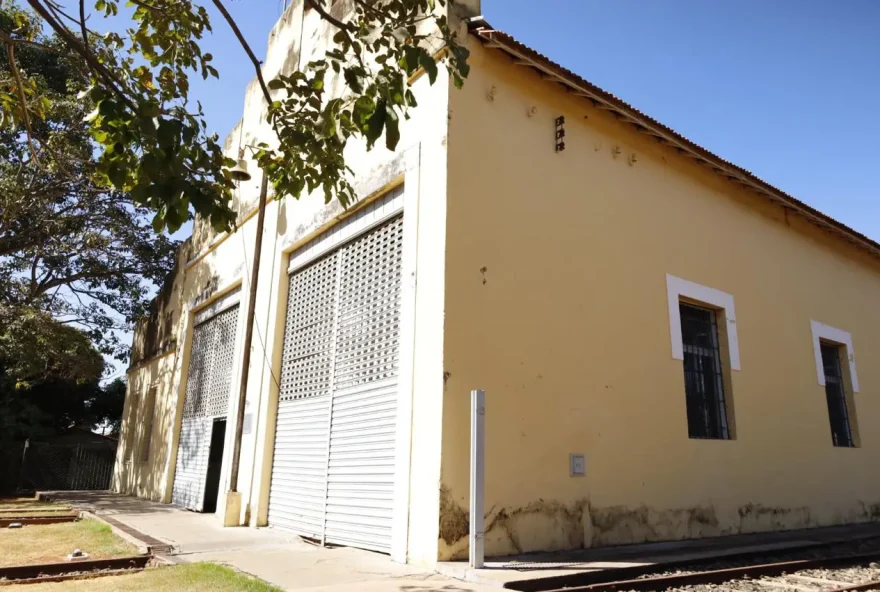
470 389 485 569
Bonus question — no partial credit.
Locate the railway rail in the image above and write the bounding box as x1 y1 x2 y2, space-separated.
542 541 880 592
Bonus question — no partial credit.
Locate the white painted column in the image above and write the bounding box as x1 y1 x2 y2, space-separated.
470 389 485 569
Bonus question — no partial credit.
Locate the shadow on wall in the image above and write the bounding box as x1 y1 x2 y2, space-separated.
115 252 223 503
438 486 880 560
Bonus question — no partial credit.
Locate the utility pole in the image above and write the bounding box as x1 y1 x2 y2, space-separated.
224 168 268 526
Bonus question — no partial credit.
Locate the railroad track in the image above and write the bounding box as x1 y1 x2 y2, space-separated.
546 549 880 592
744 566 880 592
545 538 880 592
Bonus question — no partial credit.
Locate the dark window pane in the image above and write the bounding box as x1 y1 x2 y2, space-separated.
820 343 854 448
680 303 730 440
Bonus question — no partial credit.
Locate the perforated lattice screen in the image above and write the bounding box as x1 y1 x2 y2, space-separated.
278 254 339 402
334 216 403 391
183 304 240 419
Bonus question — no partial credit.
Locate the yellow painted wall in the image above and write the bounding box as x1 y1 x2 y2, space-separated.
112 352 179 500
440 39 880 560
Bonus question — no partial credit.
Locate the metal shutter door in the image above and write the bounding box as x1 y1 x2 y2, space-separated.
325 216 404 552
268 254 338 536
172 417 211 509
172 304 239 510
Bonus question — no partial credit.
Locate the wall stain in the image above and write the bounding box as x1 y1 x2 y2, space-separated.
737 503 812 531
586 504 719 547
858 501 880 521
439 485 470 546
438 486 880 560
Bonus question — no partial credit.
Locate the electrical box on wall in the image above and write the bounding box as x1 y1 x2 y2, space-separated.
570 454 586 477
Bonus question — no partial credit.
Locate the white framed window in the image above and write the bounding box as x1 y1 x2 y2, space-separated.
666 274 740 371
679 302 730 439
810 321 859 392
817 341 856 447
811 321 859 448
667 275 739 440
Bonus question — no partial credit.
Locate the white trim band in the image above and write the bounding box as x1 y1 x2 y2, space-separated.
193 286 242 325
666 274 740 371
288 185 405 273
810 321 859 393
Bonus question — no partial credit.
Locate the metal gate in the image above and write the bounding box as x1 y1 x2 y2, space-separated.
172 297 240 510
268 204 404 553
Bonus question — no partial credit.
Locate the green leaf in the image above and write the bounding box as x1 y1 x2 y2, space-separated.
98 99 118 117
321 99 341 138
267 78 286 91
401 45 420 74
138 103 161 117
151 212 165 233
344 68 364 94
364 100 386 149
419 50 438 84
157 118 182 149
384 107 400 151
389 73 405 105
353 95 376 128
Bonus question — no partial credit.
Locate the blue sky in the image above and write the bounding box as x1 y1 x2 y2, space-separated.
102 0 880 379
185 0 879 239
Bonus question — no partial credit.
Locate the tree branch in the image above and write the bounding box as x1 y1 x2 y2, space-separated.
4 40 40 164
127 0 172 17
44 0 83 29
210 0 272 105
351 0 385 20
79 0 89 53
30 254 41 293
25 0 136 112
39 268 139 294
306 0 357 32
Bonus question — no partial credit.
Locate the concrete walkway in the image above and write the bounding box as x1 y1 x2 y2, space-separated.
44 491 491 592
43 492 880 591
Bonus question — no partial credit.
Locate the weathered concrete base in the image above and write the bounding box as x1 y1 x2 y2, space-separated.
222 491 242 527
438 488 880 561
437 521 880 589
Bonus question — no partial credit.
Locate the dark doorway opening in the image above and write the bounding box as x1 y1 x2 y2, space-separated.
202 419 226 513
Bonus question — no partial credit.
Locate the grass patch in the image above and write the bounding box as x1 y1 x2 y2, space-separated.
0 519 138 567
6 563 284 591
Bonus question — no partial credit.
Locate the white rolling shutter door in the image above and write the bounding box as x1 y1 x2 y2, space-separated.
268 205 404 554
172 302 239 510
325 217 403 552
172 418 211 510
268 254 338 537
